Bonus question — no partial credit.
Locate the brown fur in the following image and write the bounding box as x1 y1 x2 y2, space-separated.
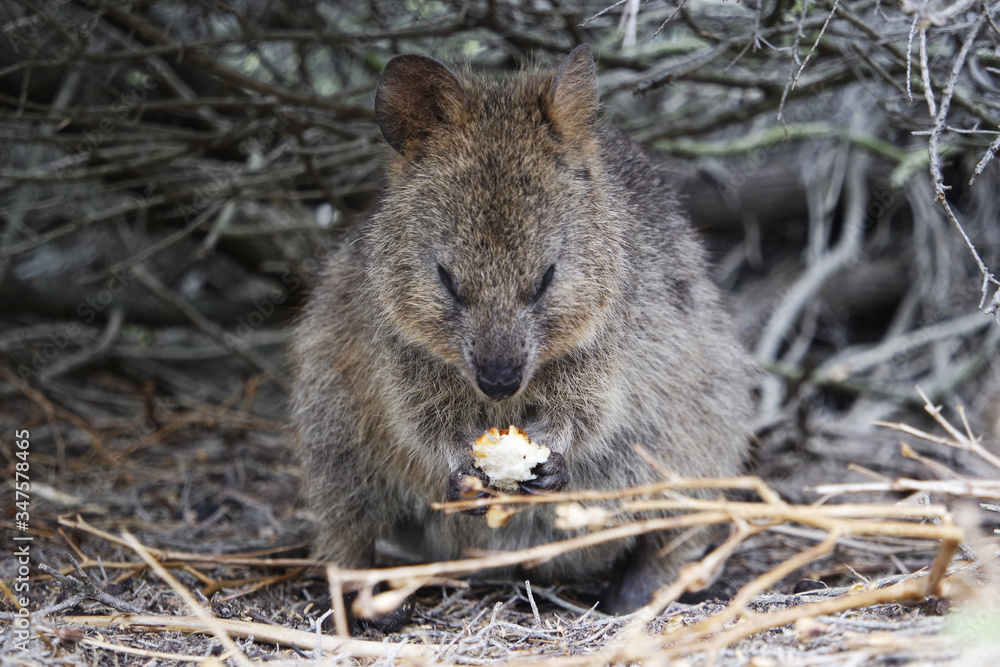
291 46 754 613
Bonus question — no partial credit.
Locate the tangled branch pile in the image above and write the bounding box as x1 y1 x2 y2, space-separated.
1 0 999 436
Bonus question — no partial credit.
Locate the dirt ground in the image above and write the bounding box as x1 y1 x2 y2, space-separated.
2 353 999 665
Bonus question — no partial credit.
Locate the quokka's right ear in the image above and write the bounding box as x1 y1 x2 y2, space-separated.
375 54 469 155
546 45 598 141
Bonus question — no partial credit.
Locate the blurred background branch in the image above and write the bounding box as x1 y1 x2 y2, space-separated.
1 0 1000 500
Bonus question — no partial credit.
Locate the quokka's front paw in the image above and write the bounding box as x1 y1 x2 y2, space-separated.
446 465 494 515
518 451 569 494
328 586 415 636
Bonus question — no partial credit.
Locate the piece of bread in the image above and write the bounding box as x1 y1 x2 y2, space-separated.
471 425 550 492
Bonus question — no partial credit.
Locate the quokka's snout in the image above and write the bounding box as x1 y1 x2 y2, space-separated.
474 361 522 401
465 321 536 402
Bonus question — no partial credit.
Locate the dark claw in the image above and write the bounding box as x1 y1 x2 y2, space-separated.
447 465 493 515
350 593 414 635
518 451 569 494
325 587 414 636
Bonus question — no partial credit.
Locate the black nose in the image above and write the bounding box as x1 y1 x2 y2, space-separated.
475 363 522 402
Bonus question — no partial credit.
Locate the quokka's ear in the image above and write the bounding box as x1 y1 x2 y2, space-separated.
375 54 469 155
546 45 598 139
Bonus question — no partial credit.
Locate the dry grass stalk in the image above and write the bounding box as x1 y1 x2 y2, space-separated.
537 575 955 667
339 476 961 609
120 531 253 667
57 516 317 568
65 631 214 662
57 614 439 661
328 475 962 664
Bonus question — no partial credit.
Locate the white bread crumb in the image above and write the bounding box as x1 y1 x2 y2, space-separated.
471 425 550 491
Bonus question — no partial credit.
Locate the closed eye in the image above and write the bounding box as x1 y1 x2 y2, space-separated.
532 264 555 302
438 264 462 304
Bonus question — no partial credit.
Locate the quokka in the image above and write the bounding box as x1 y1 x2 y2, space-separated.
291 45 754 621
